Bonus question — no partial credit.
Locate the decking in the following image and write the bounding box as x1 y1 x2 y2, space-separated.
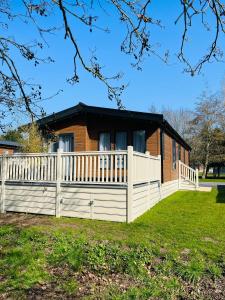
0 147 198 222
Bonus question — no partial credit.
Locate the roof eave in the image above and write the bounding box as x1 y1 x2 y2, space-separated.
162 119 191 151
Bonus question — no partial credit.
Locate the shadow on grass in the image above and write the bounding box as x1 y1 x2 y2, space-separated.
216 185 225 203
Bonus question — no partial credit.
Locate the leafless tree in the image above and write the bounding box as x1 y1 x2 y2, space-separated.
190 92 225 178
149 105 193 140
0 0 225 129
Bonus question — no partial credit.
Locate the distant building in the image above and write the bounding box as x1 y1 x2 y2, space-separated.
0 141 21 154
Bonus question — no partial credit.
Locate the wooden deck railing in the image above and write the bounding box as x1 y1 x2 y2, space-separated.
179 160 199 188
133 151 161 184
0 147 161 186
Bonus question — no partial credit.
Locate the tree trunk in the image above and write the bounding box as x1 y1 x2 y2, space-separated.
202 142 210 179
218 166 221 178
202 165 207 179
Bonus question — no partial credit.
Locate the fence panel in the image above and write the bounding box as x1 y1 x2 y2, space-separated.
4 154 57 182
61 151 127 184
0 149 161 186
133 152 161 184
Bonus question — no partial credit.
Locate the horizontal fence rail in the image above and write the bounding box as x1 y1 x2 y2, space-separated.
0 148 161 186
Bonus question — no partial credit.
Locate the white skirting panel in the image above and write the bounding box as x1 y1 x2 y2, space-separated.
132 180 179 221
2 180 180 223
4 184 56 216
61 186 127 222
3 183 127 222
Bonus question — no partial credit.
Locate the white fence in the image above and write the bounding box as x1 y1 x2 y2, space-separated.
133 151 161 184
179 160 199 188
0 149 199 223
0 147 162 221
0 147 161 185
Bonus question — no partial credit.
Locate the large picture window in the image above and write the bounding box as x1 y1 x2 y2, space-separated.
172 140 177 169
99 132 111 151
50 133 74 152
133 130 146 153
115 131 127 150
59 134 74 152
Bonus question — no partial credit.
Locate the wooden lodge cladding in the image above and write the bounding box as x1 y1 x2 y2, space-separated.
38 102 191 183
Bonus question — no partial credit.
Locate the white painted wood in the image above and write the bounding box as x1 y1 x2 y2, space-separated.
1 154 6 213
93 156 96 182
0 149 160 187
5 196 56 205
6 185 56 192
106 156 109 183
97 156 100 182
179 161 198 188
127 146 133 223
0 150 190 223
89 156 92 182
78 156 81 182
56 148 62 217
85 155 88 182
73 156 76 181
101 155 104 183
6 199 56 209
5 205 55 215
61 186 127 195
81 156 84 182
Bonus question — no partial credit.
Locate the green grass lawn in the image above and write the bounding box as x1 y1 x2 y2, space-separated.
199 172 225 182
0 189 225 299
199 177 225 182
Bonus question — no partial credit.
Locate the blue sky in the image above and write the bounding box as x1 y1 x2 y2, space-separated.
9 1 225 121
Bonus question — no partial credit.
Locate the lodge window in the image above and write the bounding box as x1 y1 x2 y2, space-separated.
99 132 111 168
178 144 181 161
161 131 165 160
133 130 146 153
50 133 74 152
183 148 186 164
172 140 177 169
115 131 127 150
99 132 111 151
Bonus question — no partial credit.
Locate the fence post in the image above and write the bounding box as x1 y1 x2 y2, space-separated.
145 151 150 208
178 160 181 189
56 148 62 218
196 168 199 190
1 154 7 213
158 155 161 183
127 146 133 223
157 155 162 199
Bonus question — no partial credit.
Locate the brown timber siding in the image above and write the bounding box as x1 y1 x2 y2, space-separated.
47 114 189 183
0 148 14 155
50 117 88 151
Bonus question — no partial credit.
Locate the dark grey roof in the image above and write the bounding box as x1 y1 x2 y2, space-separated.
37 102 191 150
0 140 21 148
37 102 164 125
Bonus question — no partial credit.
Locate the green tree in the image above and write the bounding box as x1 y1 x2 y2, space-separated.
190 93 225 178
21 123 47 153
0 129 23 143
